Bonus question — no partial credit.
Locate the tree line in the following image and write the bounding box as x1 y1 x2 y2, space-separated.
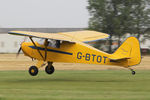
87 0 150 53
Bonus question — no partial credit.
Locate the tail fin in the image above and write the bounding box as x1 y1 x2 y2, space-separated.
111 37 141 67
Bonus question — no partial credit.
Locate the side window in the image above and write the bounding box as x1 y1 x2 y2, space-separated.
48 39 60 48
37 39 61 48
38 39 45 45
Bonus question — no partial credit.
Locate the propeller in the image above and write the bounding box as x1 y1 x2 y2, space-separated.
16 47 22 57
16 37 27 57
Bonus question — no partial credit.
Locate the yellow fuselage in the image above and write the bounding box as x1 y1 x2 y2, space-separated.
21 41 128 68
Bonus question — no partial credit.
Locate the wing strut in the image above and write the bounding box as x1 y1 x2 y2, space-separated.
29 37 45 61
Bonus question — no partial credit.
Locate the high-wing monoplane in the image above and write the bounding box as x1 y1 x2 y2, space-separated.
8 30 141 76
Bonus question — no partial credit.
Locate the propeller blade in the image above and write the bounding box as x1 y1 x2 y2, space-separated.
16 47 22 57
16 37 27 57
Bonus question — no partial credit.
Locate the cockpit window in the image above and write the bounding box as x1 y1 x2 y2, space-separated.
37 39 61 48
38 39 45 45
47 39 60 48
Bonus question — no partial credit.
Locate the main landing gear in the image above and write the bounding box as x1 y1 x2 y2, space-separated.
28 62 55 76
29 66 38 76
45 62 55 74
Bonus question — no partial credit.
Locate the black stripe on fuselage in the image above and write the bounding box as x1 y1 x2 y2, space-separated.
29 46 73 55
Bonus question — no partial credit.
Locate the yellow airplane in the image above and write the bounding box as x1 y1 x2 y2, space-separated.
8 30 141 76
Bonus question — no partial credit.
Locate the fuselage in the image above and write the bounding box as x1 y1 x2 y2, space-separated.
21 41 128 67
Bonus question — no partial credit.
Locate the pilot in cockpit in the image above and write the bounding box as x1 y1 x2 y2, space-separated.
47 39 61 48
38 39 61 48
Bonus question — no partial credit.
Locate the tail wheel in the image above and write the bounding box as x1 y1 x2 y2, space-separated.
45 65 55 74
29 66 38 76
132 71 136 75
130 69 136 75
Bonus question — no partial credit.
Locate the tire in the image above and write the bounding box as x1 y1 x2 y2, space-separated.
132 71 136 75
29 66 38 76
45 65 55 74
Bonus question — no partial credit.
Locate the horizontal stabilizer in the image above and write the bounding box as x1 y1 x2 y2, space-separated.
109 57 131 61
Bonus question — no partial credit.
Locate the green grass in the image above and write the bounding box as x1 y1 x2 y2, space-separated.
0 70 150 100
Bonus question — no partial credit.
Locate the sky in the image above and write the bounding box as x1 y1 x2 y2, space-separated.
0 0 89 28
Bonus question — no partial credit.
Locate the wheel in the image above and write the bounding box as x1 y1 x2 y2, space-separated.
29 66 38 76
132 71 136 75
45 65 55 74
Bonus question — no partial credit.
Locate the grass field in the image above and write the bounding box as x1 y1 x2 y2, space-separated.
0 70 150 100
0 54 150 100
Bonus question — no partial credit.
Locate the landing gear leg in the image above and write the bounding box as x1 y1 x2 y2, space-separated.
45 62 55 74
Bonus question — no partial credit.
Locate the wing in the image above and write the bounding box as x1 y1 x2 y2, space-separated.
59 30 109 42
8 31 75 42
8 30 109 43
